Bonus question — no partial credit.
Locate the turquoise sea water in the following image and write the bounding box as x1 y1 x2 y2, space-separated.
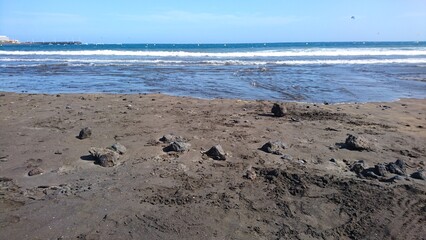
1 42 425 102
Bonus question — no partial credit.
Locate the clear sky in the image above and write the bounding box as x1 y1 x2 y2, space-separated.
1 0 425 43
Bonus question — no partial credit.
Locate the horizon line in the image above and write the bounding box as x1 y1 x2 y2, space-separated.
3 40 425 45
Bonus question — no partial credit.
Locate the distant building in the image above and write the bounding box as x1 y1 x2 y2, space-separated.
0 36 19 44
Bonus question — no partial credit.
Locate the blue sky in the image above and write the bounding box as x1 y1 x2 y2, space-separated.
1 0 425 43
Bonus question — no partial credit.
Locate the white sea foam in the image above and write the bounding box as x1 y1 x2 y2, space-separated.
1 48 426 57
1 58 426 66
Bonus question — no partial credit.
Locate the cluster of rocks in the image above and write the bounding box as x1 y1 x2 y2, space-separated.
160 134 226 160
350 159 425 182
77 127 127 167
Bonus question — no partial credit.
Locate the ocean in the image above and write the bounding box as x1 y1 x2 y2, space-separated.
1 42 426 103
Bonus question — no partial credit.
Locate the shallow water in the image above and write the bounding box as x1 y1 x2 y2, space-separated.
1 42 426 102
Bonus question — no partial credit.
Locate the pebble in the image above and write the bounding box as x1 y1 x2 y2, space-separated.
384 175 404 183
411 170 425 180
374 163 387 177
350 160 366 175
244 166 257 180
204 145 226 160
281 154 293 161
28 167 44 176
78 127 92 140
261 141 286 155
89 147 119 167
164 141 191 152
160 134 184 143
110 143 127 155
386 162 405 176
271 103 287 117
344 134 372 151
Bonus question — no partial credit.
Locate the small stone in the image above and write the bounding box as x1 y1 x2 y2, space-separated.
262 168 281 181
344 134 372 151
395 159 406 172
271 103 287 117
281 154 293 161
374 164 387 177
411 170 425 180
159 134 184 143
110 143 127 155
350 160 366 175
244 168 257 180
204 145 226 160
363 170 379 179
385 175 404 183
386 162 405 176
89 147 119 167
164 141 191 152
78 127 92 139
261 141 286 155
28 167 44 176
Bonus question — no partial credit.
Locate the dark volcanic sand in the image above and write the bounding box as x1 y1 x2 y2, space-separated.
0 93 425 240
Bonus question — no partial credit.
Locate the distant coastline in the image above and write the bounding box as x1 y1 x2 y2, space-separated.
0 35 82 45
1 41 82 45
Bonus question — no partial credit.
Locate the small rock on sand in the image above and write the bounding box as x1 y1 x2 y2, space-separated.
244 167 257 180
89 147 119 167
28 167 44 176
110 143 127 155
160 134 184 143
164 141 191 152
204 145 226 160
261 141 286 155
386 160 406 176
344 134 372 151
384 175 404 183
78 127 92 140
395 159 406 172
374 164 387 177
410 170 425 180
271 103 287 117
350 160 366 175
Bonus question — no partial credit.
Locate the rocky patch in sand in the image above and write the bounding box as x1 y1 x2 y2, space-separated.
348 159 425 182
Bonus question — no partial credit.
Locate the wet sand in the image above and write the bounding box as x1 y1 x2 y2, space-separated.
0 92 425 240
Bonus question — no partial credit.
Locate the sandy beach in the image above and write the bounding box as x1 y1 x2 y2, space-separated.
0 92 425 239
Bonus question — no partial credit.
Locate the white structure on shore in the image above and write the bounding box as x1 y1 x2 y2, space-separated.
0 36 19 44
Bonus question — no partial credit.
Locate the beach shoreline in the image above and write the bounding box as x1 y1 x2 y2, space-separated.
1 92 425 239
